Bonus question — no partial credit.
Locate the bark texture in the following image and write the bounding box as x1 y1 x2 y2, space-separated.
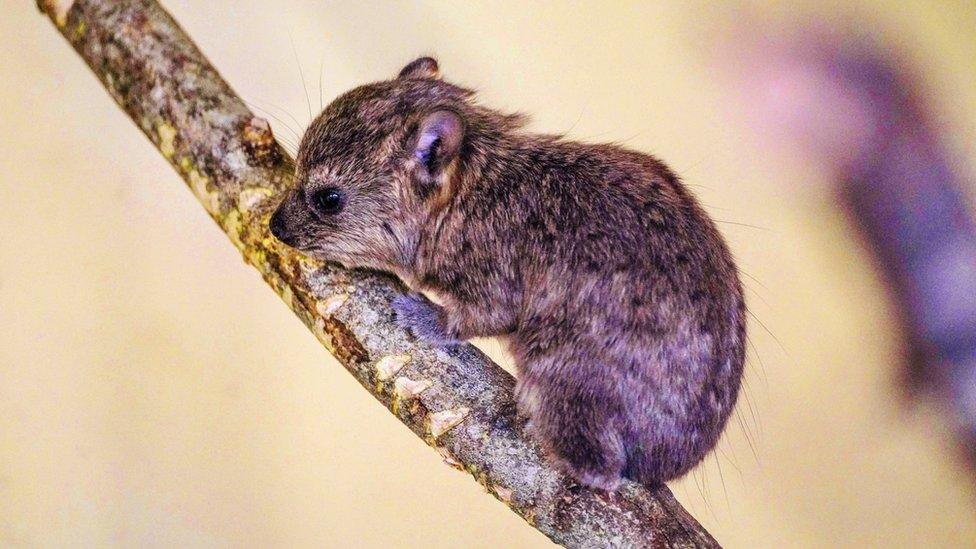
38 1 719 546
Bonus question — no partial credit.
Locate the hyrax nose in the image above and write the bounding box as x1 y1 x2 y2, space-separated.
269 208 293 246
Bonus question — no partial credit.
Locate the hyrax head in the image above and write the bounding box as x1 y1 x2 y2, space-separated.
269 57 467 271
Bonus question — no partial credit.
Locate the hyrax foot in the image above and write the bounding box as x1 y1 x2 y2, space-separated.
392 293 460 347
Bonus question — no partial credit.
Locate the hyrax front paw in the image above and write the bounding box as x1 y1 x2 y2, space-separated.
392 293 460 347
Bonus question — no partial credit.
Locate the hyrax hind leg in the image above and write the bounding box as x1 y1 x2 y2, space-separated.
516 372 627 491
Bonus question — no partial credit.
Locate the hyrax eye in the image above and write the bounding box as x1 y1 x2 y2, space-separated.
312 187 344 215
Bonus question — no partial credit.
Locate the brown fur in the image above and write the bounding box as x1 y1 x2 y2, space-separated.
270 58 746 489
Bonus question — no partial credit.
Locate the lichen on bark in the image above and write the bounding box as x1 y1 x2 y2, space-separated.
38 0 720 546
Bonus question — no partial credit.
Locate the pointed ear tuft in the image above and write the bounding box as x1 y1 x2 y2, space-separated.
398 57 440 80
413 110 464 179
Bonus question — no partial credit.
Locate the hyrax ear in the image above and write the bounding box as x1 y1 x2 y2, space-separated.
398 57 440 80
412 110 464 181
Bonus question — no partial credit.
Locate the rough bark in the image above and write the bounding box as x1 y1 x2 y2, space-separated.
37 1 720 546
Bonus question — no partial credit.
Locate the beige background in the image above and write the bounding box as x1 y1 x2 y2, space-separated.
3 1 975 547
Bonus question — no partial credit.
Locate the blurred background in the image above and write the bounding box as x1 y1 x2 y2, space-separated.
2 1 975 547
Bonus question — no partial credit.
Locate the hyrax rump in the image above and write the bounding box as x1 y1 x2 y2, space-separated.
270 57 746 490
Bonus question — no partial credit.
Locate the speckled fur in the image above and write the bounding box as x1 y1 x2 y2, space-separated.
270 58 746 489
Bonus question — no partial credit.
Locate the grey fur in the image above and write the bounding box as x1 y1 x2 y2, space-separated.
270 58 746 490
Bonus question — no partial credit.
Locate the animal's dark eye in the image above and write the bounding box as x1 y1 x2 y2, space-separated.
312 187 344 215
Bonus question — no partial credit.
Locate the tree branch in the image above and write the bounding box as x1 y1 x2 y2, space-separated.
37 1 719 546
